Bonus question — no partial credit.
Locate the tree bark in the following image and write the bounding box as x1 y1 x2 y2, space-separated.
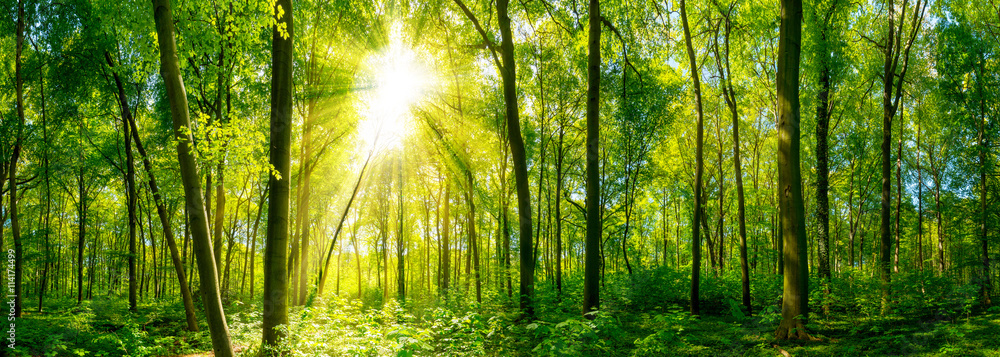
9 0 26 320
149 0 234 353
261 0 294 352
774 0 810 340
105 50 141 313
465 171 482 303
712 13 751 315
583 0 602 316
442 180 451 295
814 24 833 314
494 0 535 316
680 0 705 317
77 166 87 305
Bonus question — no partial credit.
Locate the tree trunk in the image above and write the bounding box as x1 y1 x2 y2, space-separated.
149 0 234 353
979 85 991 306
713 16 751 315
680 0 705 316
8 0 26 321
39 60 52 313
917 113 923 270
261 0 294 352
895 106 903 274
555 127 565 294
122 69 199 330
77 166 87 305
494 0 535 316
774 0 810 340
398 155 407 302
582 0 602 316
442 180 451 295
315 150 372 298
815 36 833 314
105 50 141 313
466 171 481 303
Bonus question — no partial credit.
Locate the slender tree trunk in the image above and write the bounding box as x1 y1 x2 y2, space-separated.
879 0 925 313
713 18 751 315
442 181 451 295
8 0 26 322
77 167 87 305
555 128 565 294
38 61 52 313
466 171 481 303
104 50 140 313
582 0 602 316
680 0 705 316
315 150 373 298
774 0 810 339
917 114 923 270
895 106 903 274
398 155 407 302
149 0 234 353
979 86 991 306
124 90 198 330
493 0 535 315
815 40 833 314
932 151 944 274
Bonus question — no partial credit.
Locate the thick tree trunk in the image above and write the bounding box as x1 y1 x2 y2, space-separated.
774 0 810 340
582 0 602 316
261 0 294 352
680 0 705 316
149 0 234 354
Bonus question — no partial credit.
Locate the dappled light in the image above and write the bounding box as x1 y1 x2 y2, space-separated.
3 0 1000 355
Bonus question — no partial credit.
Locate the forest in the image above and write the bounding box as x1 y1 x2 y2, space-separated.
1 0 999 355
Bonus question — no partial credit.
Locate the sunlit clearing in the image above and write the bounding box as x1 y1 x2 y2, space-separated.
358 25 433 153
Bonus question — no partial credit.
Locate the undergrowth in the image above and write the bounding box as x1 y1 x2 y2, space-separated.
10 267 1000 356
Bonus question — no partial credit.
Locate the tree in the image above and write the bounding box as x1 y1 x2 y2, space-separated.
103 51 139 313
148 0 234 354
774 0 810 340
876 0 925 311
679 0 706 316
808 0 843 315
261 0 294 353
452 0 534 315
9 0 27 320
711 2 751 315
582 0 602 316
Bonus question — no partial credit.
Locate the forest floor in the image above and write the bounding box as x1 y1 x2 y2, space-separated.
9 295 1000 356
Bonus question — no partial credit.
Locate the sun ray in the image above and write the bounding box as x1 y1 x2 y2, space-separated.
357 23 434 153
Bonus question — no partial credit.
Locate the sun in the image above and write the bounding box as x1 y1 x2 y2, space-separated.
358 25 433 153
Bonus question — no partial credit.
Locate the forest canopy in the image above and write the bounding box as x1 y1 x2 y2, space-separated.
1 0 999 355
